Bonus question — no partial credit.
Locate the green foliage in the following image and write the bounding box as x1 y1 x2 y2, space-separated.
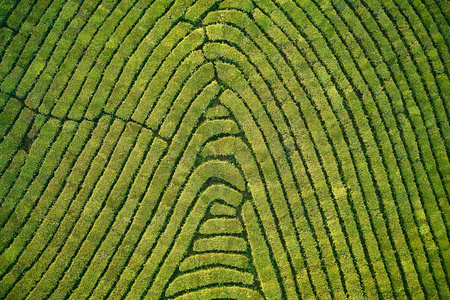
199 217 242 235
0 0 448 299
209 202 236 216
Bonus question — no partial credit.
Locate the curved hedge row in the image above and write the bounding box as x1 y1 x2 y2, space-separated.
0 0 448 298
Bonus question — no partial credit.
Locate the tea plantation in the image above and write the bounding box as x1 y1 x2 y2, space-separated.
0 0 449 299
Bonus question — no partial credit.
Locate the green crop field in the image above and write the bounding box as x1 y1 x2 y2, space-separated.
0 0 449 299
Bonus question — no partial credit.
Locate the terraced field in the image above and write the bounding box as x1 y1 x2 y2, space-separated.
0 0 449 299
